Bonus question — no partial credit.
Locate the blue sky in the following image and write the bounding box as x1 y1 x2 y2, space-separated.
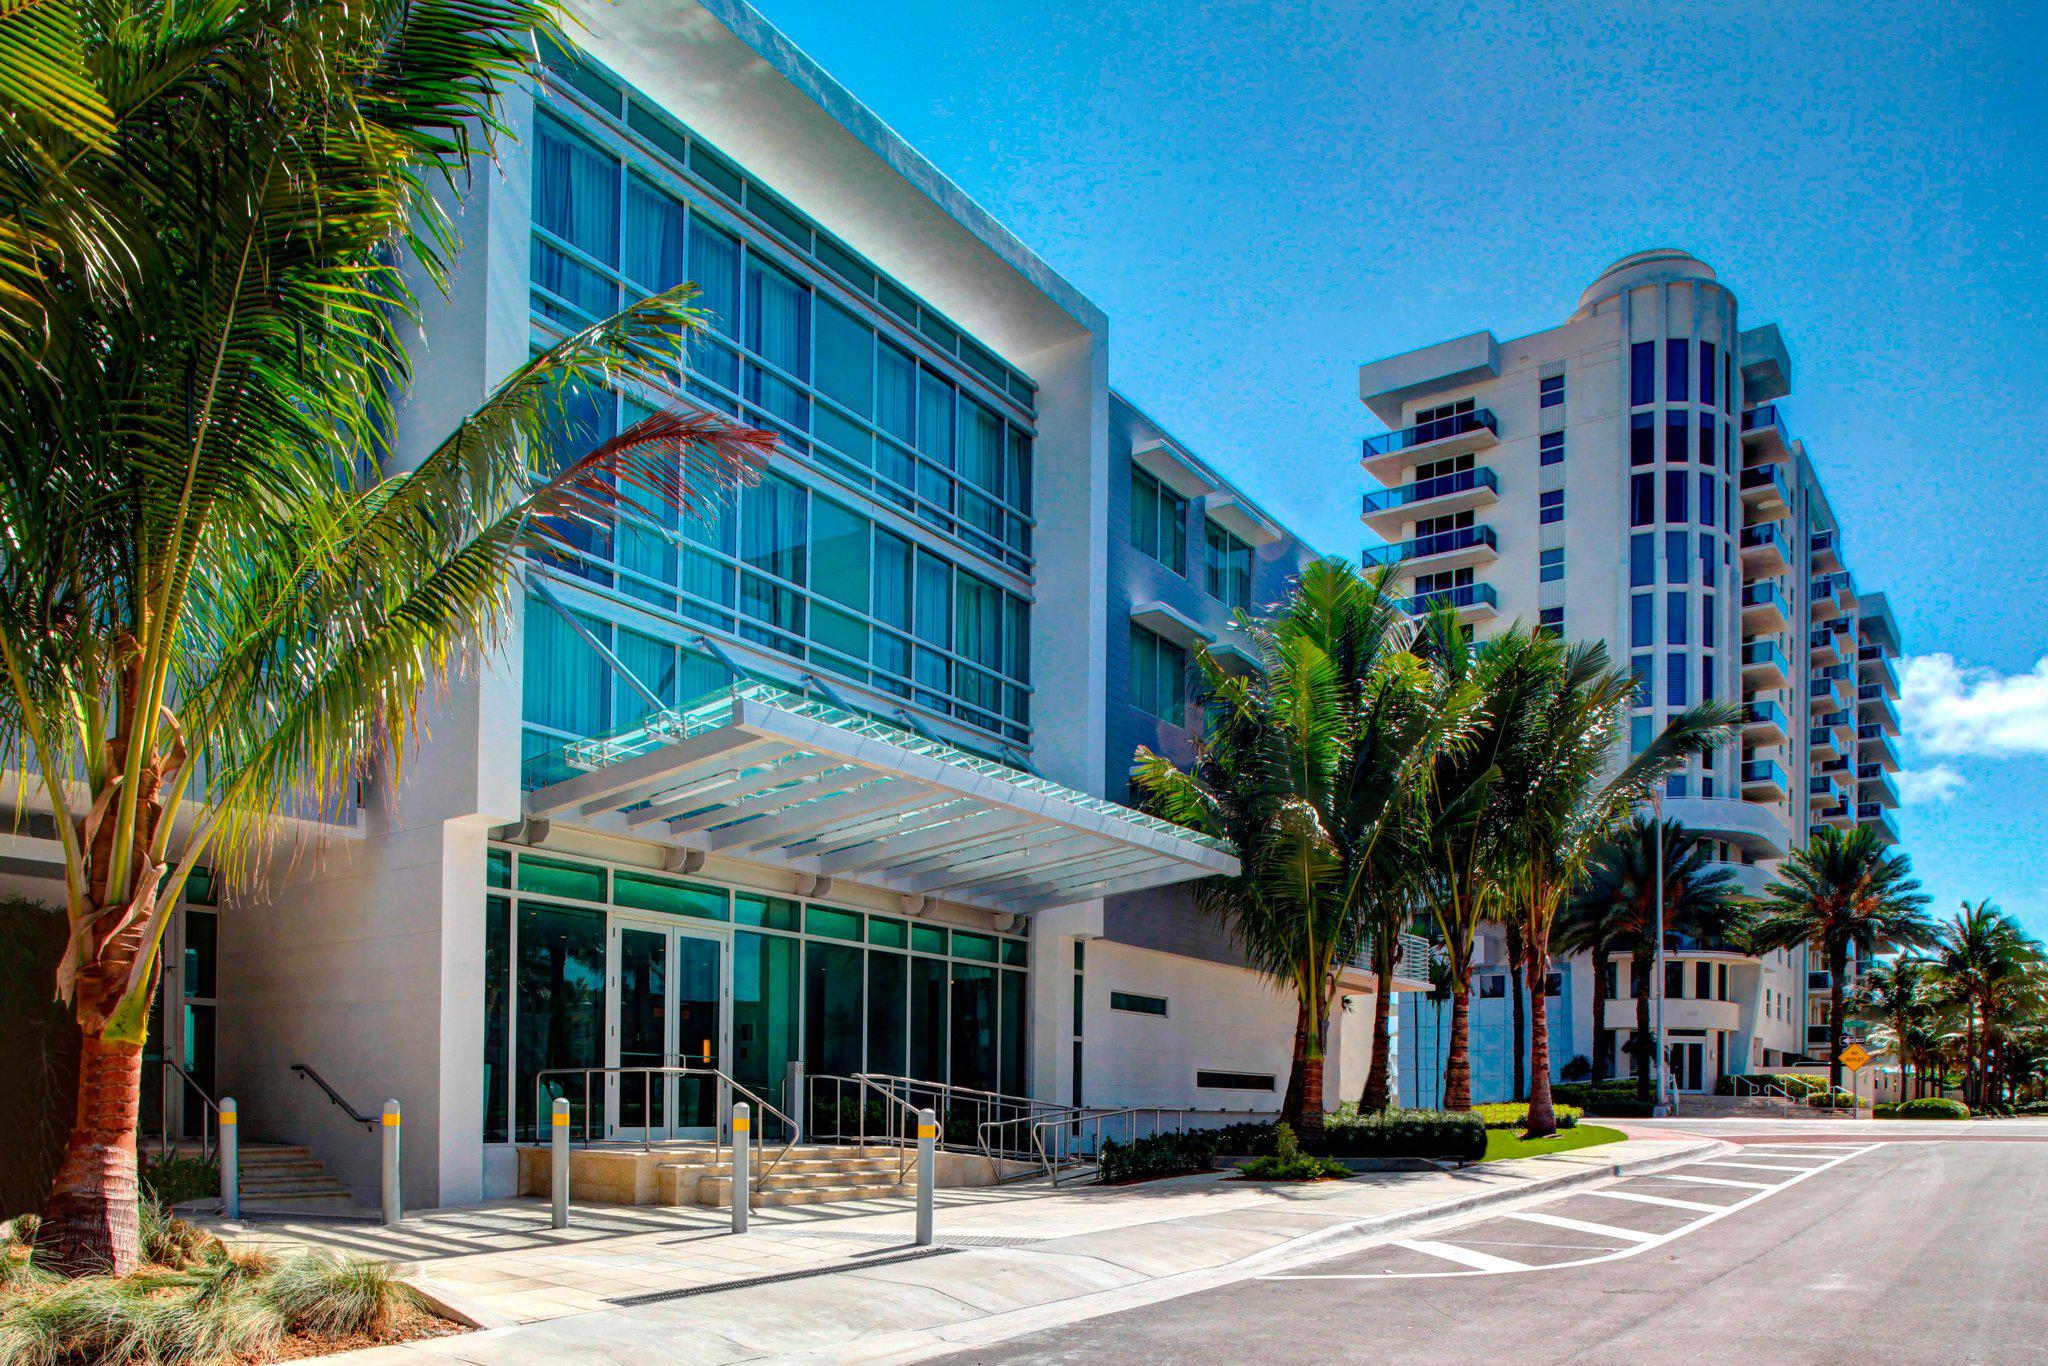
750 0 2048 938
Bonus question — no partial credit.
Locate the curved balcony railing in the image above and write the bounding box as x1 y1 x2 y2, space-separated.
1362 407 1498 459
1741 759 1787 789
1405 582 1499 616
1361 466 1499 516
1363 523 1497 567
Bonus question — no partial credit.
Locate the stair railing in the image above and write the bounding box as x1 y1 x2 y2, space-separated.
290 1062 378 1130
532 1064 798 1192
154 1058 223 1164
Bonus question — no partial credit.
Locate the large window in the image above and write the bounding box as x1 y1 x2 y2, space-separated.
521 436 1033 748
1128 623 1188 725
528 105 1035 573
486 846 1028 1143
1205 521 1253 611
1131 468 1188 574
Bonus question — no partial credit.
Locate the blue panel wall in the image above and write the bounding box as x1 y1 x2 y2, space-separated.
1397 972 1581 1109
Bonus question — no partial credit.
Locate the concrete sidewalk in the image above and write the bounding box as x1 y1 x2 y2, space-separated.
240 1135 1718 1363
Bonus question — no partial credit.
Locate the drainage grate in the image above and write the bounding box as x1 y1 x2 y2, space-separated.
607 1247 958 1305
935 1234 1047 1248
756 1229 1047 1250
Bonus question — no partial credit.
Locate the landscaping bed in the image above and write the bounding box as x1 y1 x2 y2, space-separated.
1873 1097 1970 1119
0 1208 462 1365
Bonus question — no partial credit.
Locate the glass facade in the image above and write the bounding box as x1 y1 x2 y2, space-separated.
523 42 1037 757
484 845 1027 1143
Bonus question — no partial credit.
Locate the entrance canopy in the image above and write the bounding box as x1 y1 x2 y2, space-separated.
523 683 1236 916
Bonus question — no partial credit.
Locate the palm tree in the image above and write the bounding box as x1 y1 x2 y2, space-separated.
1136 561 1467 1133
1488 639 1737 1135
1355 883 1420 1113
0 4 774 1274
1571 818 1748 1102
1749 827 1935 1094
1928 902 2045 1108
1555 891 1630 1083
1852 957 1934 1102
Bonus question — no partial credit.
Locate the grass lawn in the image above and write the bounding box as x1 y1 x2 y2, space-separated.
1481 1123 1628 1162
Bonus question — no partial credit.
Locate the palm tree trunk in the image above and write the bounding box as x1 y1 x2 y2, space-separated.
1510 962 1527 1103
1361 956 1395 1113
1299 1054 1326 1136
1632 942 1654 1102
1827 941 1847 1095
1525 952 1557 1137
1281 998 1310 1128
1443 982 1473 1111
1590 943 1612 1082
35 1036 146 1276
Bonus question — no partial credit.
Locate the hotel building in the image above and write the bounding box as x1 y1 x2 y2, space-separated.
1357 250 1903 1101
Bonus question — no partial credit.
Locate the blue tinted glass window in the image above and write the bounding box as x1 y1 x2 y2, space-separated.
1630 533 1654 586
1539 374 1565 408
1666 413 1688 463
1665 530 1689 585
1632 654 1651 708
1630 474 1653 527
1698 472 1715 527
1631 342 1654 406
1539 546 1564 583
1631 594 1652 647
1666 339 1689 402
1667 591 1687 644
1539 430 1564 466
1700 343 1717 407
1667 652 1688 705
1665 469 1688 522
1630 412 1654 466
1539 489 1564 524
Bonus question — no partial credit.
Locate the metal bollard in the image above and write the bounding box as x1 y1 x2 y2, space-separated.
219 1098 239 1221
550 1097 571 1229
915 1106 936 1247
380 1100 402 1226
785 1060 805 1145
730 1102 750 1235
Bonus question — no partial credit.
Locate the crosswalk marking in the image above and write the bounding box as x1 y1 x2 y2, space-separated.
1392 1238 1529 1273
1582 1188 1722 1213
1698 1160 1812 1173
1502 1210 1656 1243
1635 1173 1774 1190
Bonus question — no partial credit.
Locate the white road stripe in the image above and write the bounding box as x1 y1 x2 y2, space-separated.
1582 1189 1722 1213
1697 1160 1811 1173
1633 1173 1773 1190
1502 1210 1656 1244
1392 1238 1528 1272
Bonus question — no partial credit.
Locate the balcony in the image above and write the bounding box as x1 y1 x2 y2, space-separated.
1742 698 1787 744
1361 408 1499 480
1810 728 1842 764
1810 576 1847 620
1740 404 1791 460
1809 672 1849 712
1859 685 1902 736
1741 758 1789 801
1741 521 1791 576
1740 462 1791 517
1858 645 1901 697
1811 774 1841 806
1363 523 1498 572
1859 765 1901 809
1360 466 1499 535
1858 725 1900 772
1405 581 1499 625
1741 580 1790 634
1810 528 1842 573
1857 803 1901 846
1808 628 1845 669
1741 638 1789 687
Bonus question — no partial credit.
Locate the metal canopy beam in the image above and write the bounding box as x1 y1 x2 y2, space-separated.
527 728 763 818
703 782 943 854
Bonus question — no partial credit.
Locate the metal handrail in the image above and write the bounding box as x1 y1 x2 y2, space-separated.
533 1064 799 1193
808 1072 1065 1168
989 1106 1193 1185
152 1059 221 1163
291 1063 377 1130
807 1074 929 1182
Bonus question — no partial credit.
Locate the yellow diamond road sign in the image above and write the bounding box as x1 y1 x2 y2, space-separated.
1838 1043 1872 1072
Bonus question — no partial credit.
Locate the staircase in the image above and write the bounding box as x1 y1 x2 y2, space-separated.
156 1139 356 1213
657 1144 914 1209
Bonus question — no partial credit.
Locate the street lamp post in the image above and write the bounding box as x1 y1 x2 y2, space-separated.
1651 791 1670 1117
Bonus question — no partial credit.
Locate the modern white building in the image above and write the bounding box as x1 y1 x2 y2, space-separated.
1358 250 1903 1099
2 0 1433 1213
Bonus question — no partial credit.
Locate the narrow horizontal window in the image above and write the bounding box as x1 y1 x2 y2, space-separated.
1195 1070 1276 1092
1110 991 1168 1017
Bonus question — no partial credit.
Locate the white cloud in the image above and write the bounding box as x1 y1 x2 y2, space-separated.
1895 765 1965 805
1900 653 2048 758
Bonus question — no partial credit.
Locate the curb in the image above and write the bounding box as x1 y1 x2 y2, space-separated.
1231 1137 1733 1274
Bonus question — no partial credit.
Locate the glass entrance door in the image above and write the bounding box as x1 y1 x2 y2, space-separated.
1668 1040 1706 1093
606 919 728 1141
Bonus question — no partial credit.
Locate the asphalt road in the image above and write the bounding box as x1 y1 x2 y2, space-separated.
943 1137 2048 1365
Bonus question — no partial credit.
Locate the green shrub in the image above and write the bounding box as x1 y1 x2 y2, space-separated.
1317 1108 1487 1162
1096 1129 1219 1184
1470 1102 1581 1131
139 1154 220 1210
1208 1120 1279 1156
259 1251 426 1337
138 1195 222 1269
1551 1081 1656 1117
2012 1101 2048 1117
1877 1097 1970 1120
1239 1125 1351 1181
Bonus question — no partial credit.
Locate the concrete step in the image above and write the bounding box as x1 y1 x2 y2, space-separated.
659 1156 908 1180
652 1144 879 1168
695 1173 909 1206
